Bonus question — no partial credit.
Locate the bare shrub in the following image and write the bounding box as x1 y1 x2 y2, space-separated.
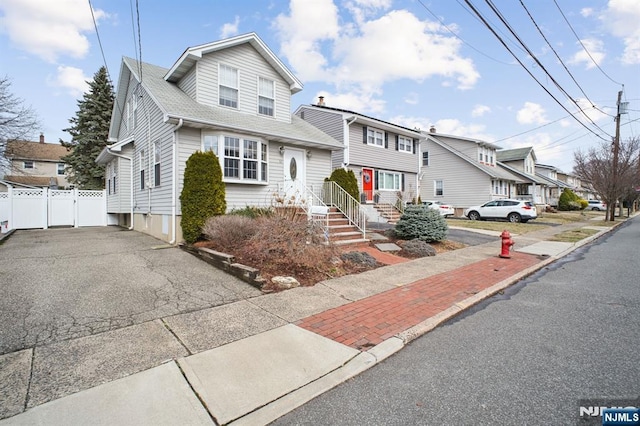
241 216 341 285
202 215 259 252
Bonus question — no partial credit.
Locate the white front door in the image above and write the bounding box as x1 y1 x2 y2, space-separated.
283 147 307 205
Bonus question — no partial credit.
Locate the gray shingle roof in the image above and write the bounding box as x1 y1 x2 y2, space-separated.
497 147 535 162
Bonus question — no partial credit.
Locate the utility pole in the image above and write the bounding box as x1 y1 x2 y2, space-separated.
610 90 623 221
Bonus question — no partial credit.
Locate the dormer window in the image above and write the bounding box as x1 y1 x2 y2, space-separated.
258 77 274 116
219 64 238 108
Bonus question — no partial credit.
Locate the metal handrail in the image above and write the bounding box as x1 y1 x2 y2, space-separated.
319 181 366 235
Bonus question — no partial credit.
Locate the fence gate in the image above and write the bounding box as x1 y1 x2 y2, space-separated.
0 188 106 231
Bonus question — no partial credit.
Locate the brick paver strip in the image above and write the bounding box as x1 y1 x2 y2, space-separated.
297 252 541 349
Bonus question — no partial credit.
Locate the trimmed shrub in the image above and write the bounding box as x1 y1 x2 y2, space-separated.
325 168 359 201
230 206 274 219
400 239 437 257
180 151 226 243
395 205 448 242
558 188 584 211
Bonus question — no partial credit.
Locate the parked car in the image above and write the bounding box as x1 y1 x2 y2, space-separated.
422 200 455 217
464 199 537 223
585 200 606 211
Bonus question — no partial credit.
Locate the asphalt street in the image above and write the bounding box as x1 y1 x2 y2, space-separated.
273 217 640 425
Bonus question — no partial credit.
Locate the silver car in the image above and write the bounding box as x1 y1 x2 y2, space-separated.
464 199 537 223
585 200 606 211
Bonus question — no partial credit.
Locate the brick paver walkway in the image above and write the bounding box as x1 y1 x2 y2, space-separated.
297 252 541 350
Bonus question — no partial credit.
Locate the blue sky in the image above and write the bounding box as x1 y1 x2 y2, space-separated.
1 0 638 173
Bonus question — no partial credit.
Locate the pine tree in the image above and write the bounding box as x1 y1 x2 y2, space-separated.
61 67 114 189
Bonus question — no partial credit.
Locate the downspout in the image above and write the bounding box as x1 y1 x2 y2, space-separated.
169 119 183 244
106 148 134 230
344 116 357 167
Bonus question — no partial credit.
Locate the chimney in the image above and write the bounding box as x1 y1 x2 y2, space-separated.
39 133 45 143
317 96 325 106
429 126 436 133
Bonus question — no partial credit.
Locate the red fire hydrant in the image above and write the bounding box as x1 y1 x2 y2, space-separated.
499 230 514 258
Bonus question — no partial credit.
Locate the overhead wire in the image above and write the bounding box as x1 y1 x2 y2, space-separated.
482 0 612 139
552 0 623 86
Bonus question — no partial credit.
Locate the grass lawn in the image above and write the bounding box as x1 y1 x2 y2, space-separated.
548 228 599 242
447 219 543 234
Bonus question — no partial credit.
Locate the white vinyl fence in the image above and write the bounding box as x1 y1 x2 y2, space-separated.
0 188 106 232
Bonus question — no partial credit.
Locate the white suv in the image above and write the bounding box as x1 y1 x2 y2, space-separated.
586 200 606 211
464 199 537 223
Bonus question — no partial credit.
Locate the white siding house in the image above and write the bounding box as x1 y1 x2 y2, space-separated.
419 130 525 210
96 33 342 243
496 147 549 205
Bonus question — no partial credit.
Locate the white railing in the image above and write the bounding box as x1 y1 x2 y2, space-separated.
319 181 366 235
373 191 406 214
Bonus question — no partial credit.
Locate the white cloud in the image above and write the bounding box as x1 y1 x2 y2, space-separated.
517 102 548 125
567 38 605 69
404 92 419 105
0 0 107 62
601 0 640 64
471 104 491 117
431 119 490 140
274 1 479 115
219 16 240 38
49 66 90 98
572 98 609 126
580 8 594 17
312 90 386 114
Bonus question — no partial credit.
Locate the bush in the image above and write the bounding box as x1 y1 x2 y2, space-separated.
394 205 448 242
558 188 585 211
180 151 226 243
400 239 437 257
202 215 259 251
325 168 359 201
230 206 274 219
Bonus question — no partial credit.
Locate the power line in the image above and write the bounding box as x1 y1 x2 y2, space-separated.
87 0 112 84
552 0 623 86
482 0 611 138
415 0 515 66
461 0 610 142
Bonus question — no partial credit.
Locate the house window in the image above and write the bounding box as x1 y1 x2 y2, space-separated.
139 149 146 190
398 136 412 153
57 163 65 175
224 136 240 178
219 64 238 108
204 133 268 182
258 77 274 116
203 135 218 155
435 180 443 196
367 127 384 147
378 171 401 191
422 151 429 166
23 161 34 169
112 162 118 195
154 140 161 187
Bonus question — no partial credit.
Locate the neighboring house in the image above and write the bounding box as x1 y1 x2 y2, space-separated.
420 128 526 210
96 33 342 243
2 134 71 188
295 99 423 207
535 163 572 207
496 147 548 205
557 171 596 200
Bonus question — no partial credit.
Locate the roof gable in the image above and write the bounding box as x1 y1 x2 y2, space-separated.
497 147 536 162
164 32 303 93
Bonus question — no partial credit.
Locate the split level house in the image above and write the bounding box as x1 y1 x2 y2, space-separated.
419 128 529 211
96 32 346 244
2 134 71 189
295 100 424 221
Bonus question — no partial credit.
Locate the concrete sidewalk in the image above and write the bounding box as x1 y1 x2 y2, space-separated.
0 217 627 425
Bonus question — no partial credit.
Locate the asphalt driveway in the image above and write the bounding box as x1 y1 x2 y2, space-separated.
0 227 261 355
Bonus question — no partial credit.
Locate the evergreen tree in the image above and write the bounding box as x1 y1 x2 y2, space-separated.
61 67 114 189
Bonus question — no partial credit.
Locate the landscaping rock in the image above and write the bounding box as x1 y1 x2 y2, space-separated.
271 276 300 290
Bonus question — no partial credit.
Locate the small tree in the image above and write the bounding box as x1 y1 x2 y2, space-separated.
0 76 40 171
395 205 448 242
61 67 114 189
325 168 359 201
558 188 584 211
180 151 226 243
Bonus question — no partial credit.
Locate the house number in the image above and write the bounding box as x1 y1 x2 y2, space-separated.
289 158 297 180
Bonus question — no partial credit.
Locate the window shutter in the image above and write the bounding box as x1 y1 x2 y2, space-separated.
395 135 399 151
374 170 379 190
363 126 367 144
401 174 405 191
413 139 417 154
384 133 388 149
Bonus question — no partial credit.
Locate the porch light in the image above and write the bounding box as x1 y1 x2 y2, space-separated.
279 146 285 155
306 150 312 159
